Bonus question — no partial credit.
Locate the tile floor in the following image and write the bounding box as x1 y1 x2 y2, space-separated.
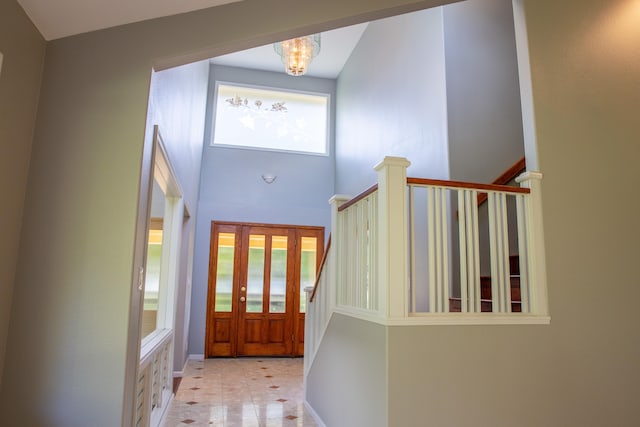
161 358 319 427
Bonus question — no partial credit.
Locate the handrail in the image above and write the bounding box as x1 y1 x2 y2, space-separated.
477 157 527 205
407 177 530 194
309 234 331 303
337 184 378 212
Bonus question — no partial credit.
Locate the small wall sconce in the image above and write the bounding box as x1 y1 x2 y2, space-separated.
261 174 277 184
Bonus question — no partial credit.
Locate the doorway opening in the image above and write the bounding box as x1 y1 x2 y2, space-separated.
205 222 324 357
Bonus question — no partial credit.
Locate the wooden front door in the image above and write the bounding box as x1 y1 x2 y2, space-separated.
205 222 323 357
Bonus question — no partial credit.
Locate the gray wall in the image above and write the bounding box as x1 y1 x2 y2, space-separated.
147 62 209 213
188 64 335 355
443 0 525 288
335 0 525 304
444 0 524 182
306 313 388 427
385 1 640 426
0 0 458 423
0 0 45 387
2 0 638 425
145 61 210 373
335 7 449 196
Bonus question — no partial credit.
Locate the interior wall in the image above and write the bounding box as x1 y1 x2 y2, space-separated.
188 64 335 356
0 0 45 387
335 7 449 196
305 313 388 427
146 61 209 373
384 1 640 426
444 0 524 182
442 0 526 291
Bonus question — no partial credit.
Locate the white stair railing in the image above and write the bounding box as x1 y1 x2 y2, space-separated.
304 235 335 376
407 177 541 316
305 156 548 350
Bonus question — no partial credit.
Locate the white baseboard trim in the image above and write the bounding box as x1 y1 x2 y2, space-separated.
173 356 191 377
304 400 327 427
188 353 204 360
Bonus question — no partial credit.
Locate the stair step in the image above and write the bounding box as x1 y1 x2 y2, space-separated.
510 254 520 275
449 255 522 313
449 298 522 313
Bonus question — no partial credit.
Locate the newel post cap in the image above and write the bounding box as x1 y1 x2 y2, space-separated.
374 156 411 171
329 194 351 205
515 171 543 183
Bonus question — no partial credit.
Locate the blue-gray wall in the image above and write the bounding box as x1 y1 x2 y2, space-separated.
443 0 525 284
145 61 210 372
444 0 524 182
332 1 525 304
188 64 336 355
335 8 449 196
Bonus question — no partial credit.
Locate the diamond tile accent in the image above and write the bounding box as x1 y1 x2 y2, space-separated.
164 358 318 427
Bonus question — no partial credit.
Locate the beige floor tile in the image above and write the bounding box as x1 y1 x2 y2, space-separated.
161 358 318 427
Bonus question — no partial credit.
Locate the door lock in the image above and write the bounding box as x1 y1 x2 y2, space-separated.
240 296 246 302
241 286 246 292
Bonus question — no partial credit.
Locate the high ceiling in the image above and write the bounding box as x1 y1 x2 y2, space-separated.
210 24 368 79
17 0 368 78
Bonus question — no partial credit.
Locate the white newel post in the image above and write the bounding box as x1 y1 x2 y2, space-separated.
516 171 549 316
375 157 411 320
329 195 350 310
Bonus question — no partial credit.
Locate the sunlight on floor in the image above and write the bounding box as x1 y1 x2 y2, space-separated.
161 358 318 427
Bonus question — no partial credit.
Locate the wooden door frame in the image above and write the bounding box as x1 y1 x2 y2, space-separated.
205 221 324 358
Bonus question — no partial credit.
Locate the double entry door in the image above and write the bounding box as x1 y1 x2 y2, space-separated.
205 222 324 357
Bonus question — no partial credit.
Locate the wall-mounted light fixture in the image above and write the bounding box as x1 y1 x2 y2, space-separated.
261 174 277 184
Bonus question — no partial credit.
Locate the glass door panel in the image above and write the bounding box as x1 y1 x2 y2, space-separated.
206 222 324 358
299 237 318 313
246 235 266 313
269 236 288 313
214 232 235 312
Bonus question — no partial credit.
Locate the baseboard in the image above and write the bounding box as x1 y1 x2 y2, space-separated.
304 400 327 427
188 353 204 360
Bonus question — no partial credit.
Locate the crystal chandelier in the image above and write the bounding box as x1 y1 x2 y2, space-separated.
274 34 321 76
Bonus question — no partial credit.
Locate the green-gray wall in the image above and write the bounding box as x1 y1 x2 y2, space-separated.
1 0 638 425
0 0 458 425
0 0 45 388
311 0 640 426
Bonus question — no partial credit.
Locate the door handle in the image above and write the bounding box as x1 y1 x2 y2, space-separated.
241 286 246 292
240 296 246 302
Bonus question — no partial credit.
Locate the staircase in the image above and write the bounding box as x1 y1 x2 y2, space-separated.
450 255 522 312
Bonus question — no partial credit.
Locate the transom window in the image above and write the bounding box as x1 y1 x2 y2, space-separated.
212 83 329 155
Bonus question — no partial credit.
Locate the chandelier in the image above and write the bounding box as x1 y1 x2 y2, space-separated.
274 34 321 76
